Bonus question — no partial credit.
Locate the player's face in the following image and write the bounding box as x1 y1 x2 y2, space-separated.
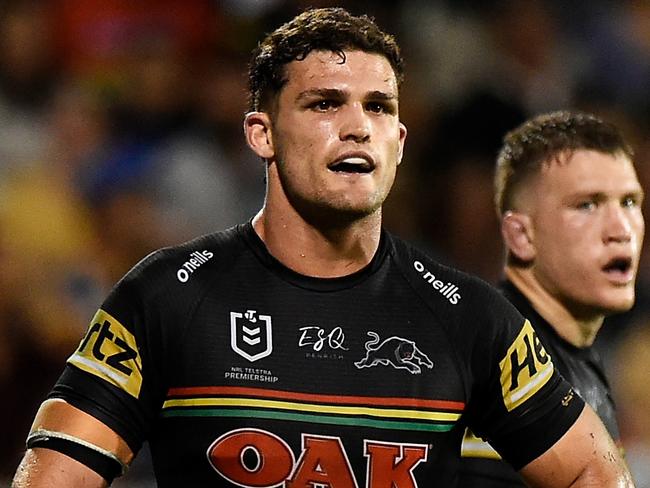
529 150 644 316
265 49 406 221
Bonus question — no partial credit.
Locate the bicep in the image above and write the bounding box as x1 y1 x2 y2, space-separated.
519 404 633 488
12 398 133 488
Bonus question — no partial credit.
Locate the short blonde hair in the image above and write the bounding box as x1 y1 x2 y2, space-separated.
495 110 634 217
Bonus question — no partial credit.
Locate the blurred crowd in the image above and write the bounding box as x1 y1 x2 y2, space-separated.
0 0 649 486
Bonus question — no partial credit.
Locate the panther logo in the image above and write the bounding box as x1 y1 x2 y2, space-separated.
355 332 434 374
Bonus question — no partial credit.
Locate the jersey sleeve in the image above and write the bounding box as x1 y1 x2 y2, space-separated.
462 287 584 470
48 249 178 454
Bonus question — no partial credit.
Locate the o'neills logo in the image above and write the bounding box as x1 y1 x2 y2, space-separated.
413 260 461 305
177 250 214 283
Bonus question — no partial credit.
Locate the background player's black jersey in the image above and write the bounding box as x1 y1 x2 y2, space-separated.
49 223 583 487
459 280 619 487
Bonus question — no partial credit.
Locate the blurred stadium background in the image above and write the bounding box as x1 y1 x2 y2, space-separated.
0 1 649 486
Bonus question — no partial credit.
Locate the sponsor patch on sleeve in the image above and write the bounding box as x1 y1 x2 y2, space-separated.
499 320 553 411
67 309 143 399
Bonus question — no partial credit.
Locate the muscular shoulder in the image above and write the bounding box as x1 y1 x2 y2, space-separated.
387 233 519 324
385 232 530 393
89 224 252 346
114 225 248 301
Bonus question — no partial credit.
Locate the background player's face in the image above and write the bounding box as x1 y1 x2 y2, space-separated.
265 49 407 221
527 150 644 316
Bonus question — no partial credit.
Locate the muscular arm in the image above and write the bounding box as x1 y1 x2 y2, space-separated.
519 404 634 487
13 448 108 488
11 399 134 488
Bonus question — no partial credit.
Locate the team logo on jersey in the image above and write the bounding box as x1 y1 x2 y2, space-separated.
67 309 143 399
230 310 273 362
355 332 434 374
207 429 429 488
499 319 554 411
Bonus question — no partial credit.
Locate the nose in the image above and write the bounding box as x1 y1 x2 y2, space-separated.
604 204 632 244
339 103 370 143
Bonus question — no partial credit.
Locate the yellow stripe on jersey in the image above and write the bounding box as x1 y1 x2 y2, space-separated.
67 309 143 399
163 397 462 422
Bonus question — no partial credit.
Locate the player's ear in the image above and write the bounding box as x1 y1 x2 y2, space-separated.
397 122 407 166
501 211 535 262
244 111 274 160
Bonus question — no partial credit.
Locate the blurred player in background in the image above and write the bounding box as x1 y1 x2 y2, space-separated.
461 110 645 486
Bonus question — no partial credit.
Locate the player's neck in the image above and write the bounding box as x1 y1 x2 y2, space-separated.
504 267 604 348
252 207 382 278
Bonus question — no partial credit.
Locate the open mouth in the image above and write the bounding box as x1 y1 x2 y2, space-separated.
328 157 374 174
603 257 632 274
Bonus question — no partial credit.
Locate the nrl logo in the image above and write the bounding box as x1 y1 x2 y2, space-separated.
230 310 272 362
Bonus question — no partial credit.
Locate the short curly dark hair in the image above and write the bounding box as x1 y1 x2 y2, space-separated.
495 110 635 217
247 7 404 113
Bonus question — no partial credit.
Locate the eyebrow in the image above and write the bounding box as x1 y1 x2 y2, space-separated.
569 187 645 202
366 90 398 101
295 88 398 102
295 88 344 102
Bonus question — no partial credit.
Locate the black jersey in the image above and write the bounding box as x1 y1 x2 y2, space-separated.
459 280 619 487
50 223 583 487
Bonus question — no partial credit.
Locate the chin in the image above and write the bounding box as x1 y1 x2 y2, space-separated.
599 292 636 314
328 198 383 218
